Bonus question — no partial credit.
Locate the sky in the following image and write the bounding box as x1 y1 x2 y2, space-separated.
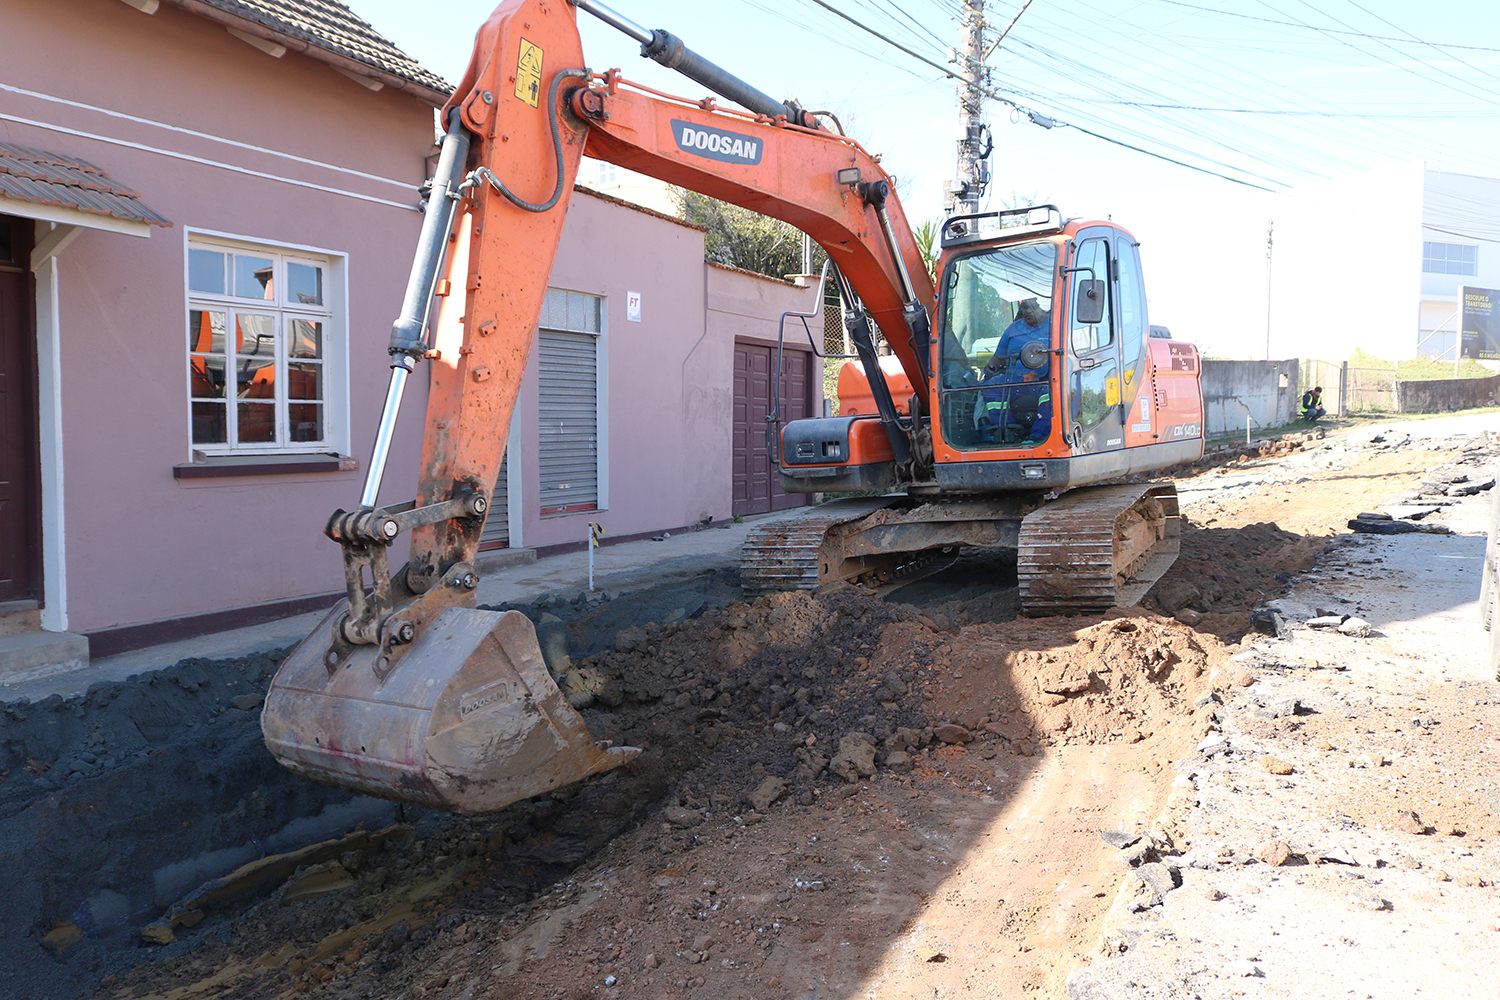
348 0 1500 358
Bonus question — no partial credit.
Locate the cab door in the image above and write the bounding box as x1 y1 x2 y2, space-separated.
1066 229 1124 454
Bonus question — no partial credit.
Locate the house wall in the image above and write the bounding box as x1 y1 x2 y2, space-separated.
1269 162 1425 363
512 190 723 550
2 0 437 632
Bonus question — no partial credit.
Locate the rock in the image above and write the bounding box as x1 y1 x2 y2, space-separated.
644 953 659 969
662 806 703 828
932 723 973 744
1101 830 1141 850
1232 669 1255 687
40 922 83 956
1197 734 1228 755
231 694 262 711
692 933 714 952
1118 841 1159 868
1256 839 1292 866
1392 809 1427 835
140 924 177 945
1305 615 1346 629
882 750 912 773
1337 617 1376 638
1205 887 1225 901
1348 886 1390 911
1134 861 1179 904
1264 698 1301 718
1174 608 1202 626
1354 511 1392 522
559 667 610 709
1349 518 1451 535
1450 476 1495 496
1155 580 1202 614
829 733 878 782
1250 607 1289 638
1260 756 1294 775
747 777 787 812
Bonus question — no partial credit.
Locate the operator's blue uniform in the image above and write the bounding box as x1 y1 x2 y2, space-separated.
979 312 1051 442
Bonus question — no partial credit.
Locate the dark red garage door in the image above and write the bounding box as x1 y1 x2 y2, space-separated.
0 216 39 603
733 341 814 517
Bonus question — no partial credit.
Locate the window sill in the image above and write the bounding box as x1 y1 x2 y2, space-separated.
173 453 359 479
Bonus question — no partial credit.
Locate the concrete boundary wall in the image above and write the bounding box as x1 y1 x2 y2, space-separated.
1199 358 1301 437
1395 376 1500 413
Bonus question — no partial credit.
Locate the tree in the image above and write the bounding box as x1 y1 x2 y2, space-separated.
914 217 940 285
670 188 826 281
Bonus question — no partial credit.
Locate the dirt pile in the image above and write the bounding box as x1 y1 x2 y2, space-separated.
81 585 1229 1000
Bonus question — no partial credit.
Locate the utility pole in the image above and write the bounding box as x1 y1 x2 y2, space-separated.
1264 218 1274 361
945 0 990 216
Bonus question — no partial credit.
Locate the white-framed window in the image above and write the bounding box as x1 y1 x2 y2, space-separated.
1423 241 1477 276
185 234 345 454
538 287 607 516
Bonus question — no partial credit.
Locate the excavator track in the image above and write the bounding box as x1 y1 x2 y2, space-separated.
1017 482 1181 615
740 497 901 593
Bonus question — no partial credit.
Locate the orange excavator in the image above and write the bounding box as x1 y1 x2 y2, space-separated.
262 0 1204 815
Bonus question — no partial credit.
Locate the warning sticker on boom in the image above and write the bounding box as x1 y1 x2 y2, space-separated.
515 39 543 107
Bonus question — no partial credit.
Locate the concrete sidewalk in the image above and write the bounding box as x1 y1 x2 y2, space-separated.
0 516 769 704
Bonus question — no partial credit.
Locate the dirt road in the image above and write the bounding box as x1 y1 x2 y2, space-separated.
4 414 1496 1000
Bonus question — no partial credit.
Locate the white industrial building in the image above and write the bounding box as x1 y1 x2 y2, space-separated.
1269 162 1500 365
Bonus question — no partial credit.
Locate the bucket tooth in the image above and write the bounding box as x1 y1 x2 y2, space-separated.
262 606 638 815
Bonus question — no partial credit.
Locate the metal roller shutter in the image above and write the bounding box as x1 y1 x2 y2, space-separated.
539 328 599 515
479 451 509 548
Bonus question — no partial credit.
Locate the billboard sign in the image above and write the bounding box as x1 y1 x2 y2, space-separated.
1461 285 1500 360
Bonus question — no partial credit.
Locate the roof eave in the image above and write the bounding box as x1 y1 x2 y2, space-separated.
162 0 452 108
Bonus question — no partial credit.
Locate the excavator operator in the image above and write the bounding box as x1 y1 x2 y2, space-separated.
979 297 1052 443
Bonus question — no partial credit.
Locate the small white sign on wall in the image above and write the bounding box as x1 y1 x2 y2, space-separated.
626 290 642 322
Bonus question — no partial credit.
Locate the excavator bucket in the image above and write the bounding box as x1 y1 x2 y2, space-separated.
262 605 639 815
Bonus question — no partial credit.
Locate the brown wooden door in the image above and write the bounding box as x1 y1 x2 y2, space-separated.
733 341 814 517
0 217 39 603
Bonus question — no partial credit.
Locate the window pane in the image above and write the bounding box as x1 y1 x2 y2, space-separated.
188 309 227 354
238 365 275 401
289 319 322 359
237 401 276 443
233 255 275 300
189 249 226 294
542 288 565 329
288 361 322 401
190 354 226 399
235 313 277 363
287 262 323 306
289 402 324 442
191 400 227 444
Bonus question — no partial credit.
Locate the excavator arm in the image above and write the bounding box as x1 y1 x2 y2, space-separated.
261 0 935 814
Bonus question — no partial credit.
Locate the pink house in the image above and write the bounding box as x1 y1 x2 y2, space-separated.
0 0 818 672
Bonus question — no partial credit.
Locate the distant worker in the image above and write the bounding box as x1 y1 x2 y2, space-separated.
980 298 1052 442
1301 385 1326 424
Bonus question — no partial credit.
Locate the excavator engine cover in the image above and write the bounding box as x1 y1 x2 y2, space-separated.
263 605 639 815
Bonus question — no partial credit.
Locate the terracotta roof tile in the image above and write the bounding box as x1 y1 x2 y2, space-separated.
0 142 172 228
191 0 451 96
